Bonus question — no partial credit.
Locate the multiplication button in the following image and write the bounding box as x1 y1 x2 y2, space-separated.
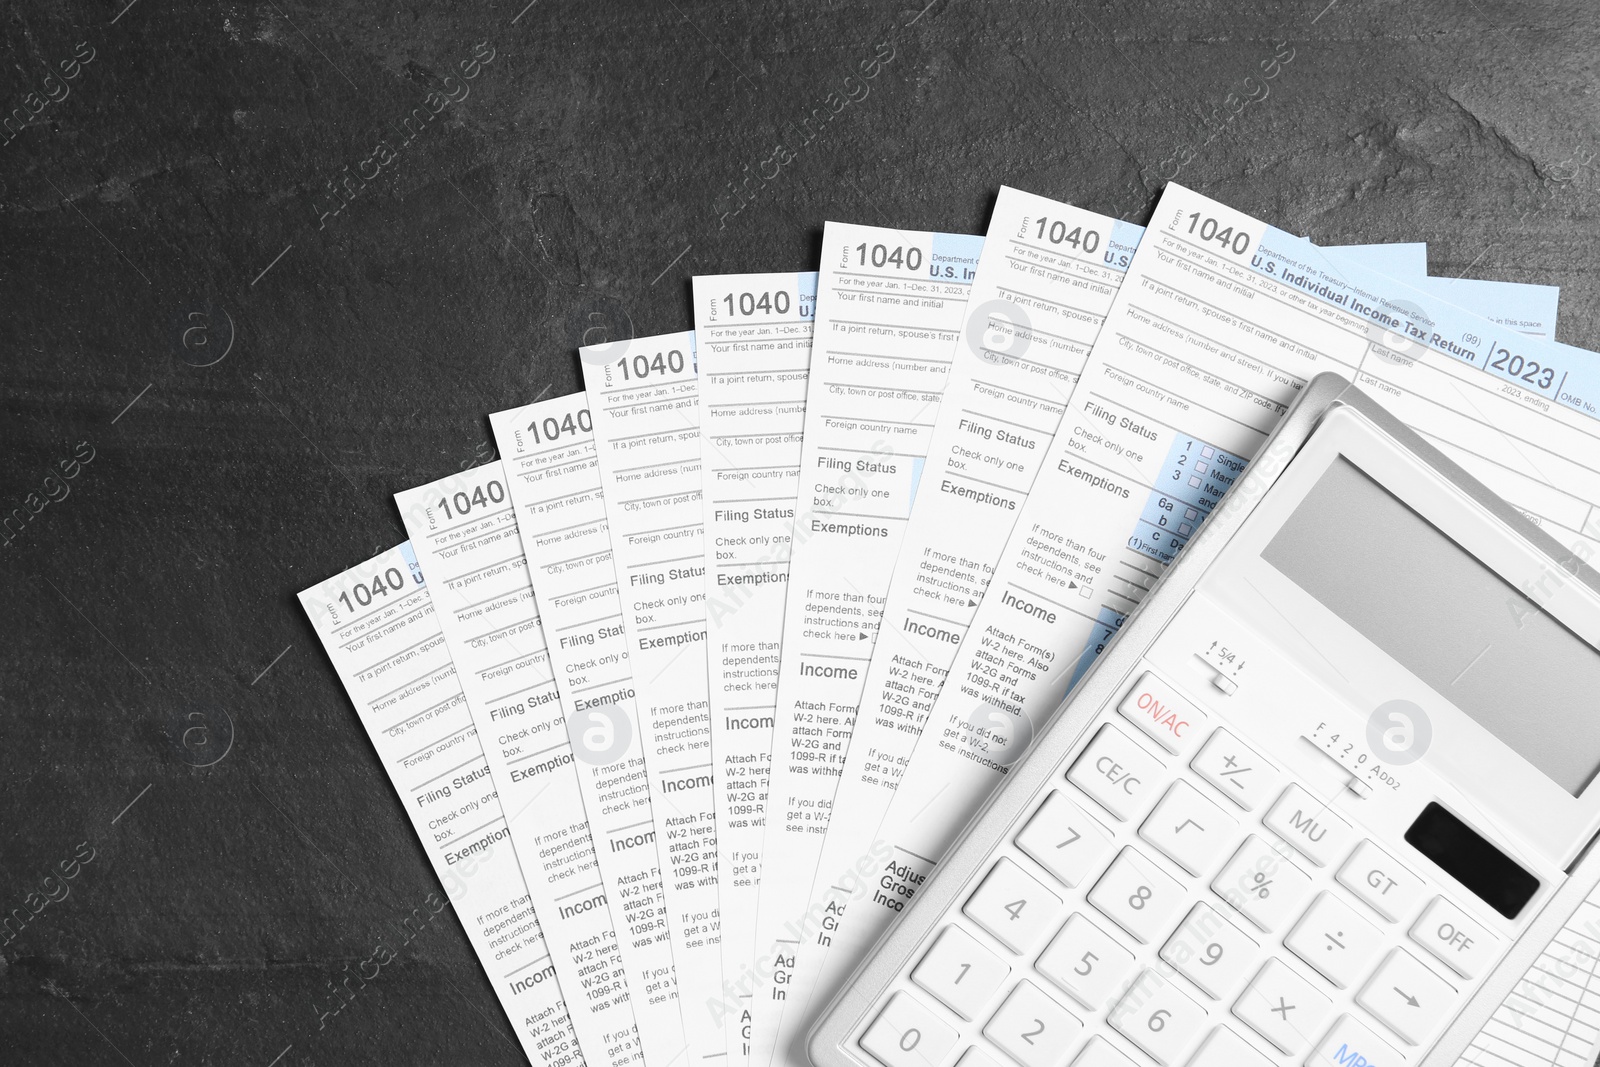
1232 959 1332 1054
1066 724 1165 822
1191 729 1274 810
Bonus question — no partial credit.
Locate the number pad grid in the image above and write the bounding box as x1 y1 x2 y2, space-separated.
853 678 1506 1067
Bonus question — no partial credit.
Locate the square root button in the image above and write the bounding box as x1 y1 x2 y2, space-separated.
1117 672 1206 756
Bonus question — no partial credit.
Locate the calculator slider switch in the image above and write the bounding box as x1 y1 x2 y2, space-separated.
1117 672 1206 755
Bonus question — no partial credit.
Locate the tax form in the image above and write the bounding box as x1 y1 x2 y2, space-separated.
691 271 817 1062
747 223 984 1067
490 394 690 1067
872 183 1600 976
299 545 580 1067
756 189 1443 1067
582 332 726 1067
1459 894 1600 1067
396 463 641 1067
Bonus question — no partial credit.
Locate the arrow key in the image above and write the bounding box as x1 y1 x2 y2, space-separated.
1356 948 1457 1045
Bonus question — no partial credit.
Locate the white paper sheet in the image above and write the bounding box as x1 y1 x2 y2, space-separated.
582 332 727 1067
299 544 582 1067
746 224 985 1067
396 464 642 1067
1458 893 1600 1067
872 183 1600 964
490 393 692 1067
690 271 818 1063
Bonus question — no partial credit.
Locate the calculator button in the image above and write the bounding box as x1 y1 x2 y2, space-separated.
912 926 1012 1020
1139 781 1238 875
983 980 1083 1067
1355 949 1456 1045
956 1048 1006 1067
1263 785 1353 867
1409 896 1496 978
1306 1015 1403 1067
1284 892 1385 989
1016 791 1116 889
1037 913 1136 1009
1159 902 1258 999
861 992 959 1067
1108 968 1209 1065
1211 836 1314 932
964 858 1064 954
957 1049 1005 1067
1184 1026 1275 1067
1336 841 1424 923
1088 847 1187 943
1117 672 1206 755
1232 959 1332 1054
1067 725 1166 822
1190 729 1274 811
1069 1037 1137 1067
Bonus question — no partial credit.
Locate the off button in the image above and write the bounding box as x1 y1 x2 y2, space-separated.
1410 897 1496 978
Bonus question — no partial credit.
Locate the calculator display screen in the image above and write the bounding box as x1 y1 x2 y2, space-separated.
1262 457 1600 796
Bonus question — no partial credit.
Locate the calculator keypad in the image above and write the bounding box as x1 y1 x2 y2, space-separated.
855 668 1505 1067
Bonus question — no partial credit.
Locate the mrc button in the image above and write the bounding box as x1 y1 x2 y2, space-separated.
1117 672 1205 756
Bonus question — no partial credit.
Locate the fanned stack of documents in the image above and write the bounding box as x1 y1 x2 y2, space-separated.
299 183 1600 1067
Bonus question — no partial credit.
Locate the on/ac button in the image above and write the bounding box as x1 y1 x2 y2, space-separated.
1117 672 1206 756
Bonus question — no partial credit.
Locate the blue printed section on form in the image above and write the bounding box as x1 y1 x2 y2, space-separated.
1130 436 1247 564
1068 604 1127 691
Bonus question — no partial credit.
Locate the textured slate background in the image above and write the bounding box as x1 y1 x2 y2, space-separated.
3 0 1597 1062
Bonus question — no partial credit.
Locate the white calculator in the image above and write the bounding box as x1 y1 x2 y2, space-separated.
809 374 1600 1067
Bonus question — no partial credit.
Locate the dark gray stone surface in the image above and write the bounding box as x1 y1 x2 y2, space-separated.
3 0 1597 1061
